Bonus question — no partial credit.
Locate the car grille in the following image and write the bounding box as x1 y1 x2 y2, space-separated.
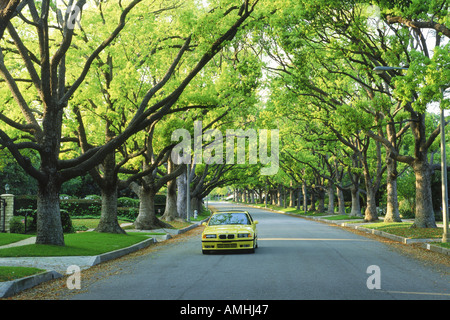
219 234 235 239
217 243 237 248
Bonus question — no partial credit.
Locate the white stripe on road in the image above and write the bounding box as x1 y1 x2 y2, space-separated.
259 238 374 241
381 290 450 297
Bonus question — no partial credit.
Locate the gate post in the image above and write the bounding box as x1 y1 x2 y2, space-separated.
0 194 14 233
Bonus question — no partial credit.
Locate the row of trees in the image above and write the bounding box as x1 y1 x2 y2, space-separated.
0 0 448 247
0 0 268 245
230 0 449 228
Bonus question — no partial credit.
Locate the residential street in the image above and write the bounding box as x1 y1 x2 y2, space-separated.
33 202 447 302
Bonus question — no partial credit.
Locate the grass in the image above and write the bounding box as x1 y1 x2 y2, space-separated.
0 231 153 257
363 222 444 239
71 218 132 231
0 212 210 257
0 214 211 283
0 266 46 282
0 233 34 246
323 215 364 221
435 241 450 249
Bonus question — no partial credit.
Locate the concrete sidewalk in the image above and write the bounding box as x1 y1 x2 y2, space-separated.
0 219 207 298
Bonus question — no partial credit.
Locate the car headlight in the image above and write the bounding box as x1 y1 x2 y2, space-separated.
238 233 252 238
203 234 216 239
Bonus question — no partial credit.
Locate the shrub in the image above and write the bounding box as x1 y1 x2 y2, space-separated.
9 216 25 234
118 207 139 221
118 197 140 207
60 199 101 217
61 209 74 233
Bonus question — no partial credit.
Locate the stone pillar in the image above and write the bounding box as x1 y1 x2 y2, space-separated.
1 194 14 233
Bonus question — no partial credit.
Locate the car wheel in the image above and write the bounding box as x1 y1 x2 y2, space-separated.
202 249 210 254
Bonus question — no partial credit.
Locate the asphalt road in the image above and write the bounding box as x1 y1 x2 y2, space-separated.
59 202 448 301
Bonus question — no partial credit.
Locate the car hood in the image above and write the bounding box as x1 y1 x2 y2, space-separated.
204 225 255 234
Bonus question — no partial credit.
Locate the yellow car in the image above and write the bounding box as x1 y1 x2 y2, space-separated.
201 210 258 254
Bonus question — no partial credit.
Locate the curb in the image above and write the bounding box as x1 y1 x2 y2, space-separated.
0 219 207 298
311 217 450 256
0 271 62 299
237 203 450 257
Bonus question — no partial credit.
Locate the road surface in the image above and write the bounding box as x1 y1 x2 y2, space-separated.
36 202 450 302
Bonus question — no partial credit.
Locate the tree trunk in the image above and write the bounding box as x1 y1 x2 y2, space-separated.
309 191 316 211
162 181 178 221
296 187 301 210
336 187 345 215
364 187 378 222
177 171 187 220
272 190 277 205
412 160 437 227
327 182 335 214
162 160 179 222
35 103 65 245
94 149 126 234
361 142 380 222
289 183 294 207
135 188 172 230
277 185 283 207
318 193 325 213
302 182 308 212
191 196 203 216
349 186 362 217
35 178 64 246
384 156 402 222
96 184 126 234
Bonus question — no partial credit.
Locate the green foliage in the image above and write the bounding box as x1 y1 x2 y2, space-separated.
9 216 26 234
60 210 74 233
393 45 450 112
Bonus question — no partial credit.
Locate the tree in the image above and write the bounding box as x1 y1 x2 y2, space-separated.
367 0 450 227
0 0 261 245
258 0 448 226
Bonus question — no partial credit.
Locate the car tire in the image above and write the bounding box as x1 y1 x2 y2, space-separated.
202 250 210 254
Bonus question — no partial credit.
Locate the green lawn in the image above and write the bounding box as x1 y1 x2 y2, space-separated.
436 241 450 249
0 215 209 282
323 215 364 221
0 266 47 282
0 233 34 246
0 231 153 257
71 218 133 231
363 222 444 239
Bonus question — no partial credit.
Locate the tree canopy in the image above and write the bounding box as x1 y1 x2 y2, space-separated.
0 0 448 244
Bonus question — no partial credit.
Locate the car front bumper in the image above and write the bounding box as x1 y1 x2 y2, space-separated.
202 239 255 250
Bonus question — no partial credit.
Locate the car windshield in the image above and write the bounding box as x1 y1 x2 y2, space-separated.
208 213 250 226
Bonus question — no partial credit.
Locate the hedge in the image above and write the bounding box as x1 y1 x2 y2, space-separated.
14 195 166 220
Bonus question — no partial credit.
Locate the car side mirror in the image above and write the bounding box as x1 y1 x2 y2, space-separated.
254 221 259 224
202 222 207 226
